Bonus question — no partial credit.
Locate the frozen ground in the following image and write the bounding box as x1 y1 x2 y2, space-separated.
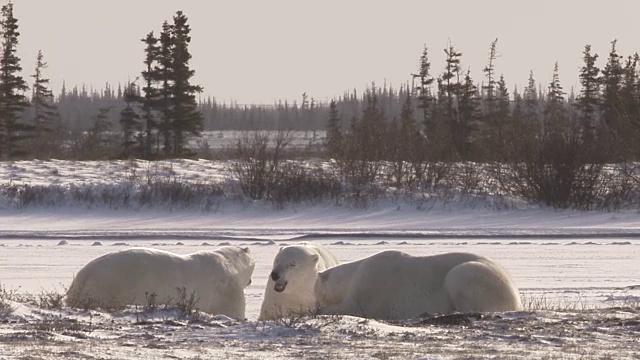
1 159 640 358
1 228 639 359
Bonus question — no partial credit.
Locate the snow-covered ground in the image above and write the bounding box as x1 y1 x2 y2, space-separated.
1 159 640 358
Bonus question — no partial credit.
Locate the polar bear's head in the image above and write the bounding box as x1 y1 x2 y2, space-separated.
215 246 255 288
314 268 347 309
269 246 320 293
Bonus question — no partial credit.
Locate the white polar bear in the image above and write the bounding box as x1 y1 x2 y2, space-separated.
259 242 339 320
314 250 522 320
66 246 255 319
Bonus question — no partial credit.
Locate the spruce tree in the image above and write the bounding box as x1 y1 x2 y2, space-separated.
544 62 567 137
523 71 539 122
620 54 640 157
119 82 141 158
170 11 203 157
483 39 499 118
157 21 174 156
413 46 434 135
325 99 342 159
601 40 624 151
398 94 426 187
0 2 30 159
491 75 511 160
442 43 462 123
140 31 160 159
576 45 600 141
30 50 59 158
458 70 482 160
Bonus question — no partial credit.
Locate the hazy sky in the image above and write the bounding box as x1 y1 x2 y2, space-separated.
10 0 640 104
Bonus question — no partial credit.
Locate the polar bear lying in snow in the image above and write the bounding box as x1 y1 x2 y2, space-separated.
259 242 339 320
67 246 255 319
314 250 522 320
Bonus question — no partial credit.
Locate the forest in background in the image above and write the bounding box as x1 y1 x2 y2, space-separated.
3 2 640 210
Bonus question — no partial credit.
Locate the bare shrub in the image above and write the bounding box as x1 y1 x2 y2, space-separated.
258 306 343 331
174 287 200 319
36 287 67 310
0 284 16 317
32 314 89 334
269 162 341 207
228 131 290 201
521 292 590 311
490 130 617 210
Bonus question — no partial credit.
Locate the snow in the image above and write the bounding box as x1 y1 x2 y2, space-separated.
1 159 640 358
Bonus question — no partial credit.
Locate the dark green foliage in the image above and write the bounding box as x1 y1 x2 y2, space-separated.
325 100 342 159
0 2 30 160
30 50 60 158
413 46 435 134
119 82 142 158
576 45 600 141
170 11 203 157
140 12 203 159
140 31 160 159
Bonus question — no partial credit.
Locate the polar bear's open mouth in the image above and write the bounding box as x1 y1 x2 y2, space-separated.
274 282 288 292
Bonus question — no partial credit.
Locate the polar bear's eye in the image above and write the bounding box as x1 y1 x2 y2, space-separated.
289 262 296 267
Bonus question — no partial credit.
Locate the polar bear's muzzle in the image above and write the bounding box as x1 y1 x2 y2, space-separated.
271 270 288 292
274 281 288 292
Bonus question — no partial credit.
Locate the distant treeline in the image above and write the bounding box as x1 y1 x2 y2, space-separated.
49 83 403 132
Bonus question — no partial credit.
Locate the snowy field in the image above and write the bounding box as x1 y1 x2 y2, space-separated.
1 159 640 358
1 215 639 359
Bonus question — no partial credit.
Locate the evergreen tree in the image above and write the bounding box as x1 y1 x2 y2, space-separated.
442 43 462 122
482 39 499 118
119 82 141 158
601 40 624 151
397 94 426 187
523 71 540 127
458 70 482 160
325 99 342 159
30 50 59 158
413 46 434 135
576 44 600 141
620 54 640 156
170 11 203 157
544 62 567 136
0 1 30 159
490 75 511 159
140 31 160 159
157 21 174 156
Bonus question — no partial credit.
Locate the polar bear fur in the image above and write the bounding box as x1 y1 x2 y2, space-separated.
259 242 339 320
315 250 522 320
67 246 255 319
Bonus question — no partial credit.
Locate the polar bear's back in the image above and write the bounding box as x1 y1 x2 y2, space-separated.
318 250 521 320
67 248 190 309
67 246 254 318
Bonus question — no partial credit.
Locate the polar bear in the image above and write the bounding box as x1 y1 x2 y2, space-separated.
315 250 522 320
259 242 339 320
66 246 254 319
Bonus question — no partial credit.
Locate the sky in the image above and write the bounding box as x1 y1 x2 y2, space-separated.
9 0 640 105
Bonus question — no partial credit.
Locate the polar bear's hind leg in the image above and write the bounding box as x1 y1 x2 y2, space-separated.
444 261 522 313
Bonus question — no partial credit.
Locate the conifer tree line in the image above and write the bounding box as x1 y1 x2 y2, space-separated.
2 0 640 169
326 40 640 166
0 3 204 160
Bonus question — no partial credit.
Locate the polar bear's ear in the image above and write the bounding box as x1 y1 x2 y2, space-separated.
311 254 319 264
242 247 250 253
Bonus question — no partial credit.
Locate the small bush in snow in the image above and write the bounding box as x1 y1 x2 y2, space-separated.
0 285 16 317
